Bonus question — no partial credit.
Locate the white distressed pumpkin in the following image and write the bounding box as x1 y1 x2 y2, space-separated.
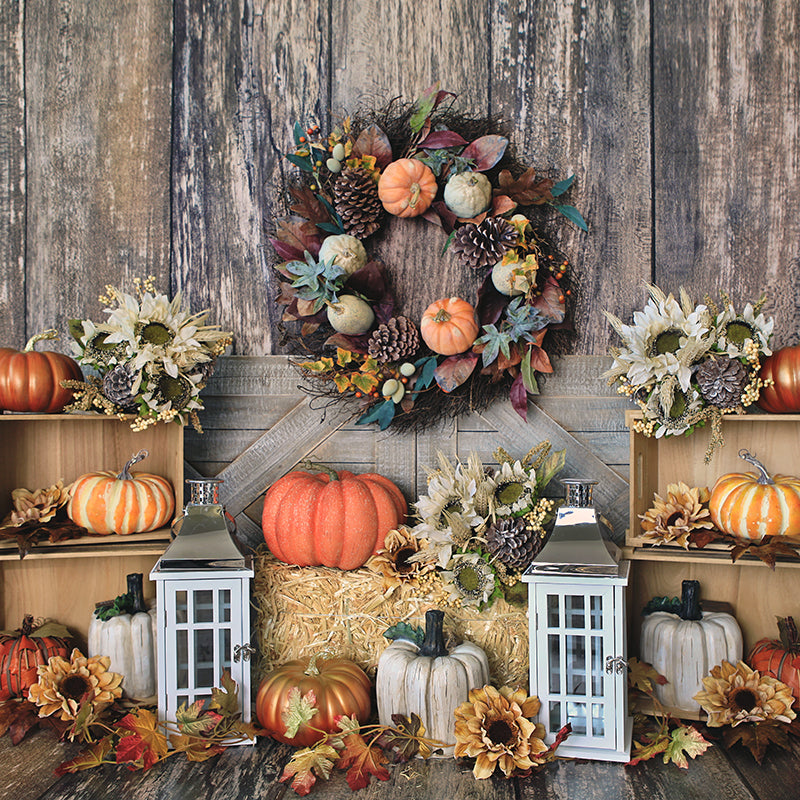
377 610 489 756
640 580 742 712
443 171 492 218
326 294 375 334
318 234 367 276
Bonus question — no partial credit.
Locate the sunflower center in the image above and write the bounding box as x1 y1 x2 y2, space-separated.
457 565 481 593
497 482 525 505
90 332 117 351
652 328 683 355
394 547 416 575
140 321 173 345
158 374 189 405
665 511 684 528
486 719 515 746
60 674 92 702
669 393 687 419
730 687 757 712
725 321 754 346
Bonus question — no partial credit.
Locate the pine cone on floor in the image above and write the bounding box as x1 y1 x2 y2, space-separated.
696 356 748 409
367 316 420 362
451 217 519 270
102 364 139 410
334 168 382 238
485 517 542 573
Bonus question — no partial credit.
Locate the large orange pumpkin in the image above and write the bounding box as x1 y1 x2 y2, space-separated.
0 615 71 700
0 330 83 412
261 464 406 569
377 158 437 218
67 450 175 535
749 616 800 707
758 345 800 413
709 449 800 542
255 655 372 746
420 297 479 356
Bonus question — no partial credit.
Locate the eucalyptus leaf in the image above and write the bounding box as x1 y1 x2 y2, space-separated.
550 175 575 197
286 153 313 172
552 202 588 232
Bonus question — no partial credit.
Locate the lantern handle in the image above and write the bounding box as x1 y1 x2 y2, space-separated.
738 449 773 485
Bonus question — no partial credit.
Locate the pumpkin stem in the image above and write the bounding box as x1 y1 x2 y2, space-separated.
297 460 340 482
432 309 452 324
117 450 149 480
738 449 773 485
24 329 60 352
418 609 449 658
304 654 321 676
778 616 800 653
408 181 421 209
126 573 148 614
20 614 34 637
678 579 703 621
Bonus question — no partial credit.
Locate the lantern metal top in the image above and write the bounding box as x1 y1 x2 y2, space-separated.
524 477 622 579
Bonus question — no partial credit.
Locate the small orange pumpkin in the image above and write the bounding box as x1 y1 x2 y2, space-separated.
709 449 800 542
67 450 175 535
0 330 83 412
377 158 437 218
255 655 372 746
748 616 800 707
262 463 406 570
420 297 480 356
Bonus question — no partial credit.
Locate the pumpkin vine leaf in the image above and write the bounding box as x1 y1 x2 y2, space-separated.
282 688 319 739
280 744 341 797
337 730 391 791
378 713 433 761
382 621 424 646
474 324 513 368
663 725 711 769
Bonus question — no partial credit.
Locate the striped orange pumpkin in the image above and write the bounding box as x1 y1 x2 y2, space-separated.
67 450 175 535
709 449 800 542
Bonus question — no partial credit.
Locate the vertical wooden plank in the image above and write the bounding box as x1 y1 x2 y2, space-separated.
0 0 25 345
172 0 328 356
24 0 172 341
491 0 652 355
654 0 800 346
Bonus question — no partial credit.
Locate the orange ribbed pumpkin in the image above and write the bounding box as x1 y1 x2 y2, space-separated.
255 655 372 747
67 450 175 535
749 617 800 707
709 449 800 542
758 345 800 413
420 297 479 356
377 158 437 218
262 464 406 569
0 330 82 412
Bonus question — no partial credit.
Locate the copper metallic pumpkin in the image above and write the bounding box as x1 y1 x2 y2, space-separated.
758 345 800 413
377 158 437 218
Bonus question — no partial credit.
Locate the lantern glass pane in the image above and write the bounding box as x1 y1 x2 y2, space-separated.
564 595 584 628
219 589 231 622
548 634 561 693
547 594 560 627
219 628 232 669
566 635 586 693
590 595 602 629
549 701 561 732
176 591 188 624
177 629 189 689
592 703 605 736
194 590 213 623
194 628 215 689
591 636 604 695
567 701 586 735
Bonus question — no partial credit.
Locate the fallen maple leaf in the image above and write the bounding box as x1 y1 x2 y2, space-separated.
628 656 667 694
663 725 711 768
55 736 114 775
378 713 433 761
282 687 319 739
497 168 554 205
175 699 223 736
337 731 391 790
722 720 792 764
116 708 168 769
170 733 226 762
280 744 340 796
628 733 669 766
209 670 240 718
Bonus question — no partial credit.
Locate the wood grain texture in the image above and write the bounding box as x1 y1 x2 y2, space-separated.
24 0 172 344
491 0 653 356
0 0 25 346
653 0 800 347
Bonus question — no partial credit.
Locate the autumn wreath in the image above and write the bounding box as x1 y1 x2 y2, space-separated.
270 86 586 431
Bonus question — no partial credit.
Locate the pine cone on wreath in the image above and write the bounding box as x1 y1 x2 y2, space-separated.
102 364 139 410
367 316 420 362
485 517 542 573
451 217 519 270
695 356 749 409
334 167 382 238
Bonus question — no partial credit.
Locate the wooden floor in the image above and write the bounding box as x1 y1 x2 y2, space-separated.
2 726 798 800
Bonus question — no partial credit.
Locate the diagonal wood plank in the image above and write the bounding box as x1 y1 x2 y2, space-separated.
479 402 629 540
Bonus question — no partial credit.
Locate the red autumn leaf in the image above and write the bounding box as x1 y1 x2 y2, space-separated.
55 737 114 776
497 168 555 205
492 195 517 216
532 277 565 323
527 342 553 374
421 207 444 228
270 237 305 263
353 124 393 168
116 733 158 770
7 701 41 745
429 200 457 233
418 130 469 150
273 217 322 258
475 273 508 325
510 372 528 421
461 135 508 171
115 708 168 770
434 352 479 393
169 734 226 762
337 732 391 791
288 185 332 225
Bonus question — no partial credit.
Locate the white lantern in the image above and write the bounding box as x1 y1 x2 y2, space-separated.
522 479 632 762
150 479 254 741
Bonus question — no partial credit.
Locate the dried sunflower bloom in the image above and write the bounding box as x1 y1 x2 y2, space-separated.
454 685 548 779
639 481 713 547
366 526 434 591
4 481 71 527
693 660 796 727
28 648 123 722
440 553 496 607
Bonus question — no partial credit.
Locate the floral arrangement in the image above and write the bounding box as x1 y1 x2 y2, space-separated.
271 85 586 431
604 285 773 458
367 443 565 608
64 276 232 431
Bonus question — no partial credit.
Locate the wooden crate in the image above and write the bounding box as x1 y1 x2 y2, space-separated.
624 410 800 656
0 413 183 648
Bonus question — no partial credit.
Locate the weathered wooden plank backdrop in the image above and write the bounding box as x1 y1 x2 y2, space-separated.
1 0 799 527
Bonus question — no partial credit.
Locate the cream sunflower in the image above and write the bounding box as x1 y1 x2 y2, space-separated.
693 660 796 727
440 553 496 607
28 648 123 722
713 302 774 359
454 685 548 779
3 481 71 527
487 460 539 519
640 482 713 547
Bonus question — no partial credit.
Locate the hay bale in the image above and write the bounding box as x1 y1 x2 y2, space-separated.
253 552 529 690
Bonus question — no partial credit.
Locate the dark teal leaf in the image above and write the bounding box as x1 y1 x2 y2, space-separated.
356 399 395 430
293 121 305 147
316 194 345 232
441 231 456 255
383 622 425 646
286 153 313 172
317 221 346 234
414 356 438 391
552 203 588 232
551 175 575 197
